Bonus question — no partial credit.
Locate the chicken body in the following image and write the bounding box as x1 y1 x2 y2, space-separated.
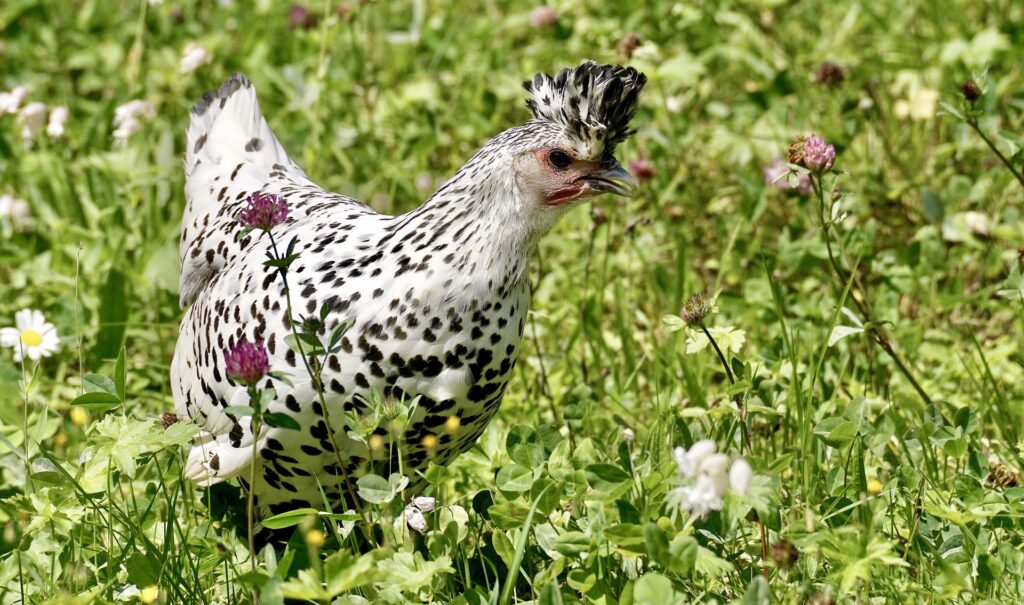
173 65 645 514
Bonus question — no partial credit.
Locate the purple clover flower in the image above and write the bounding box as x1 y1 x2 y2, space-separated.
288 4 319 30
628 157 656 182
802 135 835 173
763 158 811 195
225 339 270 386
529 6 558 28
239 192 289 231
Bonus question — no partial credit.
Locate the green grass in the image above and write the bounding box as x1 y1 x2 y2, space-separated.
2 0 1024 603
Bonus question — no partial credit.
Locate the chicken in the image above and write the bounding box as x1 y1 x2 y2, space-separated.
172 61 646 515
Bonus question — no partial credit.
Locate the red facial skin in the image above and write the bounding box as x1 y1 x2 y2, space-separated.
545 184 587 205
536 148 606 206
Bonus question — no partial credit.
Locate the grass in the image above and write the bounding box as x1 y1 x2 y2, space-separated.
2 0 1024 603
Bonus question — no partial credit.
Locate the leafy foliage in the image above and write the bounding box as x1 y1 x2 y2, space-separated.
1 0 1024 603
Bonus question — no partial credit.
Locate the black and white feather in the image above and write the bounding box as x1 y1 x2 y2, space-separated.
523 61 646 161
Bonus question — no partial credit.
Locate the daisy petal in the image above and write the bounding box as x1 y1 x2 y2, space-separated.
0 327 19 347
14 309 33 331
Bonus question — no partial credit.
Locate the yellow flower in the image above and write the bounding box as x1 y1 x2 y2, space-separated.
139 586 159 604
421 434 438 449
368 434 385 451
70 407 88 427
867 478 883 495
304 529 325 548
444 416 461 434
907 87 939 120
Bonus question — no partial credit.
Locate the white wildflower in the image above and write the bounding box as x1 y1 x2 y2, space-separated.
729 458 752 495
672 474 724 518
0 86 28 115
47 106 68 138
18 102 47 139
112 100 155 140
404 503 427 532
673 439 717 478
0 194 31 225
113 116 142 140
180 43 211 74
621 427 635 444
411 496 436 512
0 309 60 362
669 441 753 518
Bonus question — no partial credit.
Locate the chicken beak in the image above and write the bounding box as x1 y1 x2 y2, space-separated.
581 162 637 197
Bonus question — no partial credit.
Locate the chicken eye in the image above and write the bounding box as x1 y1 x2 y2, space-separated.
548 150 572 170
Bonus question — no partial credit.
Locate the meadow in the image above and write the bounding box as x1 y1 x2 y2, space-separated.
2 0 1024 603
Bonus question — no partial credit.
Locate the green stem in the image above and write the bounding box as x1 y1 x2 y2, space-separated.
247 387 261 604
266 232 361 511
967 117 1024 190
246 388 260 569
699 324 749 453
810 177 934 407
698 324 767 577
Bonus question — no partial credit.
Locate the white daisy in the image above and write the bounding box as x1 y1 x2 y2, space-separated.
0 309 60 362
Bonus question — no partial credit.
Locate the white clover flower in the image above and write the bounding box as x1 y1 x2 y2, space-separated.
113 116 142 140
0 194 31 225
404 503 427 532
0 309 60 362
0 86 28 115
729 458 752 495
18 102 47 140
112 100 155 140
411 496 436 512
673 439 717 478
180 43 211 74
114 99 155 123
669 441 753 518
621 427 635 444
671 474 724 518
47 106 68 138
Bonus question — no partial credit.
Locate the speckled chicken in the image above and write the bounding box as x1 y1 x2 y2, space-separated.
172 61 646 515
